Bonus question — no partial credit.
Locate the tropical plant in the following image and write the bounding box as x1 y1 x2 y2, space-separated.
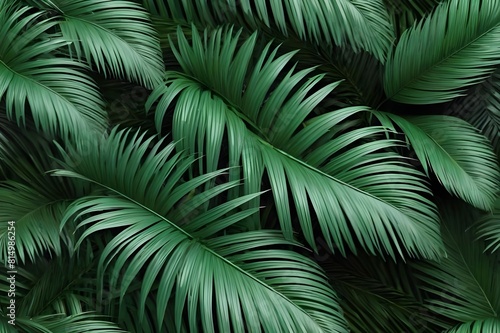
1 0 499 332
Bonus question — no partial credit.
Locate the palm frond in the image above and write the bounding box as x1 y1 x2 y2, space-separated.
412 198 500 329
444 68 500 157
147 26 444 260
277 42 384 107
371 112 500 210
0 2 107 139
54 127 349 333
383 0 442 37
0 247 126 331
0 118 92 262
476 197 500 253
445 318 500 333
25 0 164 89
384 0 500 104
142 0 394 62
0 185 70 263
323 253 442 333
3 313 127 333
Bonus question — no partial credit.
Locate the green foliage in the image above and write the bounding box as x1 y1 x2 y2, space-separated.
0 0 499 332
384 0 500 104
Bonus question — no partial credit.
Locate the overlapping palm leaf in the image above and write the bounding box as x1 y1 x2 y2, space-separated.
0 118 87 263
384 0 500 104
412 198 500 331
141 0 394 62
0 251 126 332
445 68 500 157
371 111 500 210
147 26 444 260
323 253 439 333
54 128 349 333
0 1 107 139
476 197 500 253
25 0 165 89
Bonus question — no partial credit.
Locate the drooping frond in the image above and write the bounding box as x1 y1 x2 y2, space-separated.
371 112 500 210
445 68 500 157
0 249 126 331
0 313 127 333
323 253 442 333
0 2 107 139
142 0 395 62
476 198 500 253
0 117 92 262
54 127 349 333
0 184 70 263
26 0 165 89
147 27 444 260
384 0 500 104
412 198 500 330
383 0 442 37
445 318 500 333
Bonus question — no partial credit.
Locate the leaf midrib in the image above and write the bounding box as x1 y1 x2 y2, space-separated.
0 60 84 119
61 13 157 73
172 73 434 255
384 8 500 104
443 223 497 317
62 172 326 330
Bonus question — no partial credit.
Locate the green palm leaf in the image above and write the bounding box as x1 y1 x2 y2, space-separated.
0 184 70 263
142 0 394 62
445 68 500 157
0 121 89 262
445 318 500 333
371 112 500 210
412 199 500 329
54 127 349 333
0 250 126 331
25 0 164 89
0 1 107 139
384 0 500 104
147 27 444 260
384 0 441 37
476 198 500 253
0 313 127 333
323 253 439 333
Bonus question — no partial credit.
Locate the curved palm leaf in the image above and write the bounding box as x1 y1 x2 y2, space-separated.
0 250 126 331
412 198 500 329
142 0 394 62
147 26 444 260
323 253 440 333
476 198 500 253
445 68 500 157
25 0 164 89
0 2 107 139
277 41 384 107
54 127 349 333
384 0 441 37
0 183 70 263
0 121 90 262
384 0 500 104
371 112 500 210
445 318 500 333
0 313 126 333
